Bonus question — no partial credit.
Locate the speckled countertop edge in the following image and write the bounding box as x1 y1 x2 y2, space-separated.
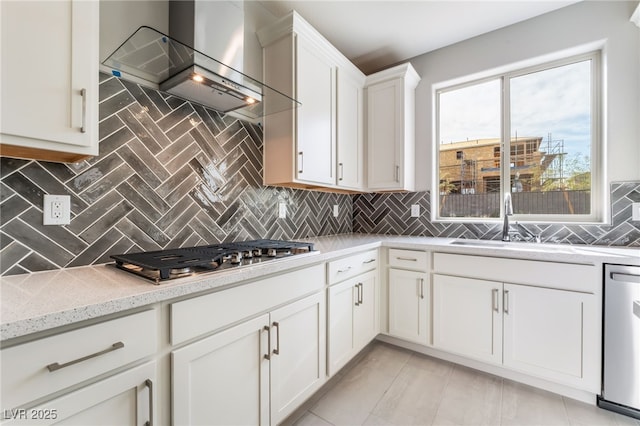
1 234 638 341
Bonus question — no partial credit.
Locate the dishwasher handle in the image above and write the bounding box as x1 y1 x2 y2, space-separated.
610 272 640 283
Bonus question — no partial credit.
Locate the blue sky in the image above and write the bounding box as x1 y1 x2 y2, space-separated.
439 59 592 162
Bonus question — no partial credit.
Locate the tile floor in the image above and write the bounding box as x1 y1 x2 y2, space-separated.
283 341 640 426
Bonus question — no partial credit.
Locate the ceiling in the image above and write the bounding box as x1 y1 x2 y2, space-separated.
258 1 581 74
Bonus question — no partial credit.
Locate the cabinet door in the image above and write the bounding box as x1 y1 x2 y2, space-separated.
328 278 356 376
433 274 502 364
0 0 98 159
353 271 377 352
367 78 404 190
388 268 429 345
336 67 363 190
503 283 588 386
172 315 269 426
296 35 335 185
2 362 155 426
270 292 326 425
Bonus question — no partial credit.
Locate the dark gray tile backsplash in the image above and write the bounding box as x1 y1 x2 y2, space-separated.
353 184 640 246
0 74 352 275
0 73 638 276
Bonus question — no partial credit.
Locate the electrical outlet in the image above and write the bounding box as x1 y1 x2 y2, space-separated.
43 195 71 225
632 202 640 221
333 205 339 217
411 204 420 217
278 202 287 219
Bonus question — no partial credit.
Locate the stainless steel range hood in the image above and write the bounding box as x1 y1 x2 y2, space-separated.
102 1 298 121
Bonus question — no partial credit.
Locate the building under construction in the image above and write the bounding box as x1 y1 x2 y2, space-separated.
438 134 566 195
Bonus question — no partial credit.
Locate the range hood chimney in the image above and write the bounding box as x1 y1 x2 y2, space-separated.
102 0 297 121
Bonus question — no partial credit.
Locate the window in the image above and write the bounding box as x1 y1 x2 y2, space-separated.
435 52 601 222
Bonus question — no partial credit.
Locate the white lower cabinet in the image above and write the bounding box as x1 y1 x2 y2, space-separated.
328 270 377 375
3 362 156 426
502 283 589 384
388 268 430 345
171 292 326 426
172 315 270 425
432 274 501 364
431 252 600 392
0 310 157 425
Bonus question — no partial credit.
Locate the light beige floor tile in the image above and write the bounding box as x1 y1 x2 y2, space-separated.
292 411 335 426
564 398 640 426
431 364 502 426
371 353 454 425
501 379 570 426
310 343 411 425
362 413 394 425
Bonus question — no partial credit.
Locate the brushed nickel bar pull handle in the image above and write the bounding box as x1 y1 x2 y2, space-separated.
144 379 154 426
80 88 87 133
273 321 280 355
354 284 360 306
504 290 510 314
337 266 352 273
339 163 344 181
397 257 417 262
492 289 499 312
359 283 364 304
395 165 400 182
263 325 271 360
420 278 425 299
47 341 125 372
611 272 640 283
298 152 304 174
363 259 376 264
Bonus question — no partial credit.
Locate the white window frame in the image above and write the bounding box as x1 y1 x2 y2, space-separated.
432 50 604 224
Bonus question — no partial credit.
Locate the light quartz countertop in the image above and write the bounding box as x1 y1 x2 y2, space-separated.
1 234 638 342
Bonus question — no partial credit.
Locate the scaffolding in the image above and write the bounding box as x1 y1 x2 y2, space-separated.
539 133 566 189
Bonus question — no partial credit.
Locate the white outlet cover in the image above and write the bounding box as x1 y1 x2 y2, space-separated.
411 204 420 217
333 205 339 217
278 202 287 219
43 195 71 225
632 202 640 221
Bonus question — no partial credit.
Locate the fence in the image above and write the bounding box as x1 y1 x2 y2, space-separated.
439 190 591 217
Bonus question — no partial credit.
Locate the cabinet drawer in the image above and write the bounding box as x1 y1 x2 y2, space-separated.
327 249 378 284
1 309 156 410
171 264 325 345
388 249 429 271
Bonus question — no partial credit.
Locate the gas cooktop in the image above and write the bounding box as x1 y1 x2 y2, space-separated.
110 239 315 284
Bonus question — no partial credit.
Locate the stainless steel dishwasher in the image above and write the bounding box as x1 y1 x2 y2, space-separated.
598 264 640 419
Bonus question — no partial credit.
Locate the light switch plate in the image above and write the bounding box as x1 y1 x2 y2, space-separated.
43 195 71 225
632 202 640 221
411 204 420 218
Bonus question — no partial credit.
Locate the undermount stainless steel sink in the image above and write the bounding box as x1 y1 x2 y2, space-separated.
449 240 508 248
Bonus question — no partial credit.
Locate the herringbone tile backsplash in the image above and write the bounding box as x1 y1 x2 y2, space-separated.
353 184 640 246
0 73 351 275
1 73 638 276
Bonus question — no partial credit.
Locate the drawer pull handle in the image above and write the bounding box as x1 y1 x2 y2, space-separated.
420 278 425 299
363 259 376 264
263 325 271 360
46 341 125 372
397 257 417 262
144 378 154 426
337 266 352 273
273 321 280 356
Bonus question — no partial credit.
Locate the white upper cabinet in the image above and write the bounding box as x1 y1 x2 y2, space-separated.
0 0 99 162
258 11 365 192
365 63 420 191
